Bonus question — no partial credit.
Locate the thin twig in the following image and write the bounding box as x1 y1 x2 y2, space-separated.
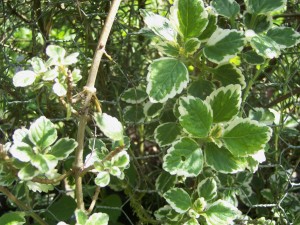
73 0 122 211
87 186 101 214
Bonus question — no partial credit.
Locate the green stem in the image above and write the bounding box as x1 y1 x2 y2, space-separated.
74 0 122 211
0 186 48 225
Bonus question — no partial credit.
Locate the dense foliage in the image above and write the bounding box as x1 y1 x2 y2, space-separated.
0 0 300 224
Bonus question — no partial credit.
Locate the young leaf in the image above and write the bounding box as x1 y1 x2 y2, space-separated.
203 28 245 64
140 10 177 42
13 70 36 87
31 154 58 173
123 105 145 124
43 69 58 81
246 0 287 14
163 187 192 213
121 86 148 104
222 118 272 157
267 27 300 49
94 113 124 141
75 210 88 225
206 84 241 123
29 116 57 151
250 34 280 59
143 102 164 118
85 213 109 225
242 50 265 65
205 143 246 173
243 13 272 33
49 138 78 160
18 164 39 181
9 142 34 162
203 200 239 225
154 122 181 147
179 96 212 138
199 14 217 41
157 42 180 57
63 52 79 65
184 218 199 225
212 63 246 89
95 171 110 187
212 0 240 19
146 58 189 103
111 151 130 168
46 45 66 60
184 38 201 55
53 82 67 96
187 79 215 99
171 0 208 39
163 137 203 177
31 57 47 73
197 177 217 201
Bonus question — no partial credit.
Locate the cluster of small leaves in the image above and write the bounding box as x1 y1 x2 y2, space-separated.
13 45 82 97
58 210 109 225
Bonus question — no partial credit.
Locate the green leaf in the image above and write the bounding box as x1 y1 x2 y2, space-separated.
123 105 145 124
184 218 199 225
31 57 47 73
31 154 58 173
154 122 181 147
206 84 241 123
203 200 239 225
212 0 240 19
53 82 67 96
163 137 203 177
18 164 39 181
163 187 192 213
98 194 122 223
75 210 88 225
197 177 217 201
203 28 245 64
146 58 189 103
121 86 148 104
12 128 29 143
111 151 130 168
86 213 109 225
246 0 287 14
171 0 208 39
157 42 180 57
205 143 246 173
222 118 272 157
143 102 164 118
213 63 246 89
250 34 280 59
26 181 54 193
29 116 57 151
49 138 77 160
13 70 36 87
94 113 124 141
154 205 184 222
95 171 110 187
267 27 300 49
184 38 201 55
46 195 77 221
249 107 275 125
179 96 212 138
242 50 265 65
244 13 272 33
0 212 25 225
42 69 58 81
63 52 79 65
155 171 177 196
9 142 34 162
199 14 217 41
140 9 177 42
187 79 215 100
72 69 82 83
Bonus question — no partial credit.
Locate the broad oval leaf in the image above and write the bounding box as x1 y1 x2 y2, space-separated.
31 57 47 73
163 137 203 177
18 164 39 181
163 187 192 213
53 82 67 96
111 151 130 168
184 38 201 55
250 34 281 59
197 177 217 201
243 12 272 33
203 28 245 64
95 171 110 187
13 70 36 87
9 142 34 162
31 154 58 173
146 58 189 103
155 171 177 196
121 86 148 104
179 96 212 138
222 118 272 157
140 10 177 42
154 122 181 147
46 45 66 59
94 113 124 141
205 84 241 123
123 105 145 124
246 0 287 14
187 79 215 100
171 0 208 39
205 143 246 173
143 102 164 118
267 27 300 49
242 50 265 65
212 0 240 19
213 63 246 89
199 14 217 41
0 212 26 225
29 116 57 151
86 212 109 225
49 138 78 160
75 209 88 225
203 200 239 225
